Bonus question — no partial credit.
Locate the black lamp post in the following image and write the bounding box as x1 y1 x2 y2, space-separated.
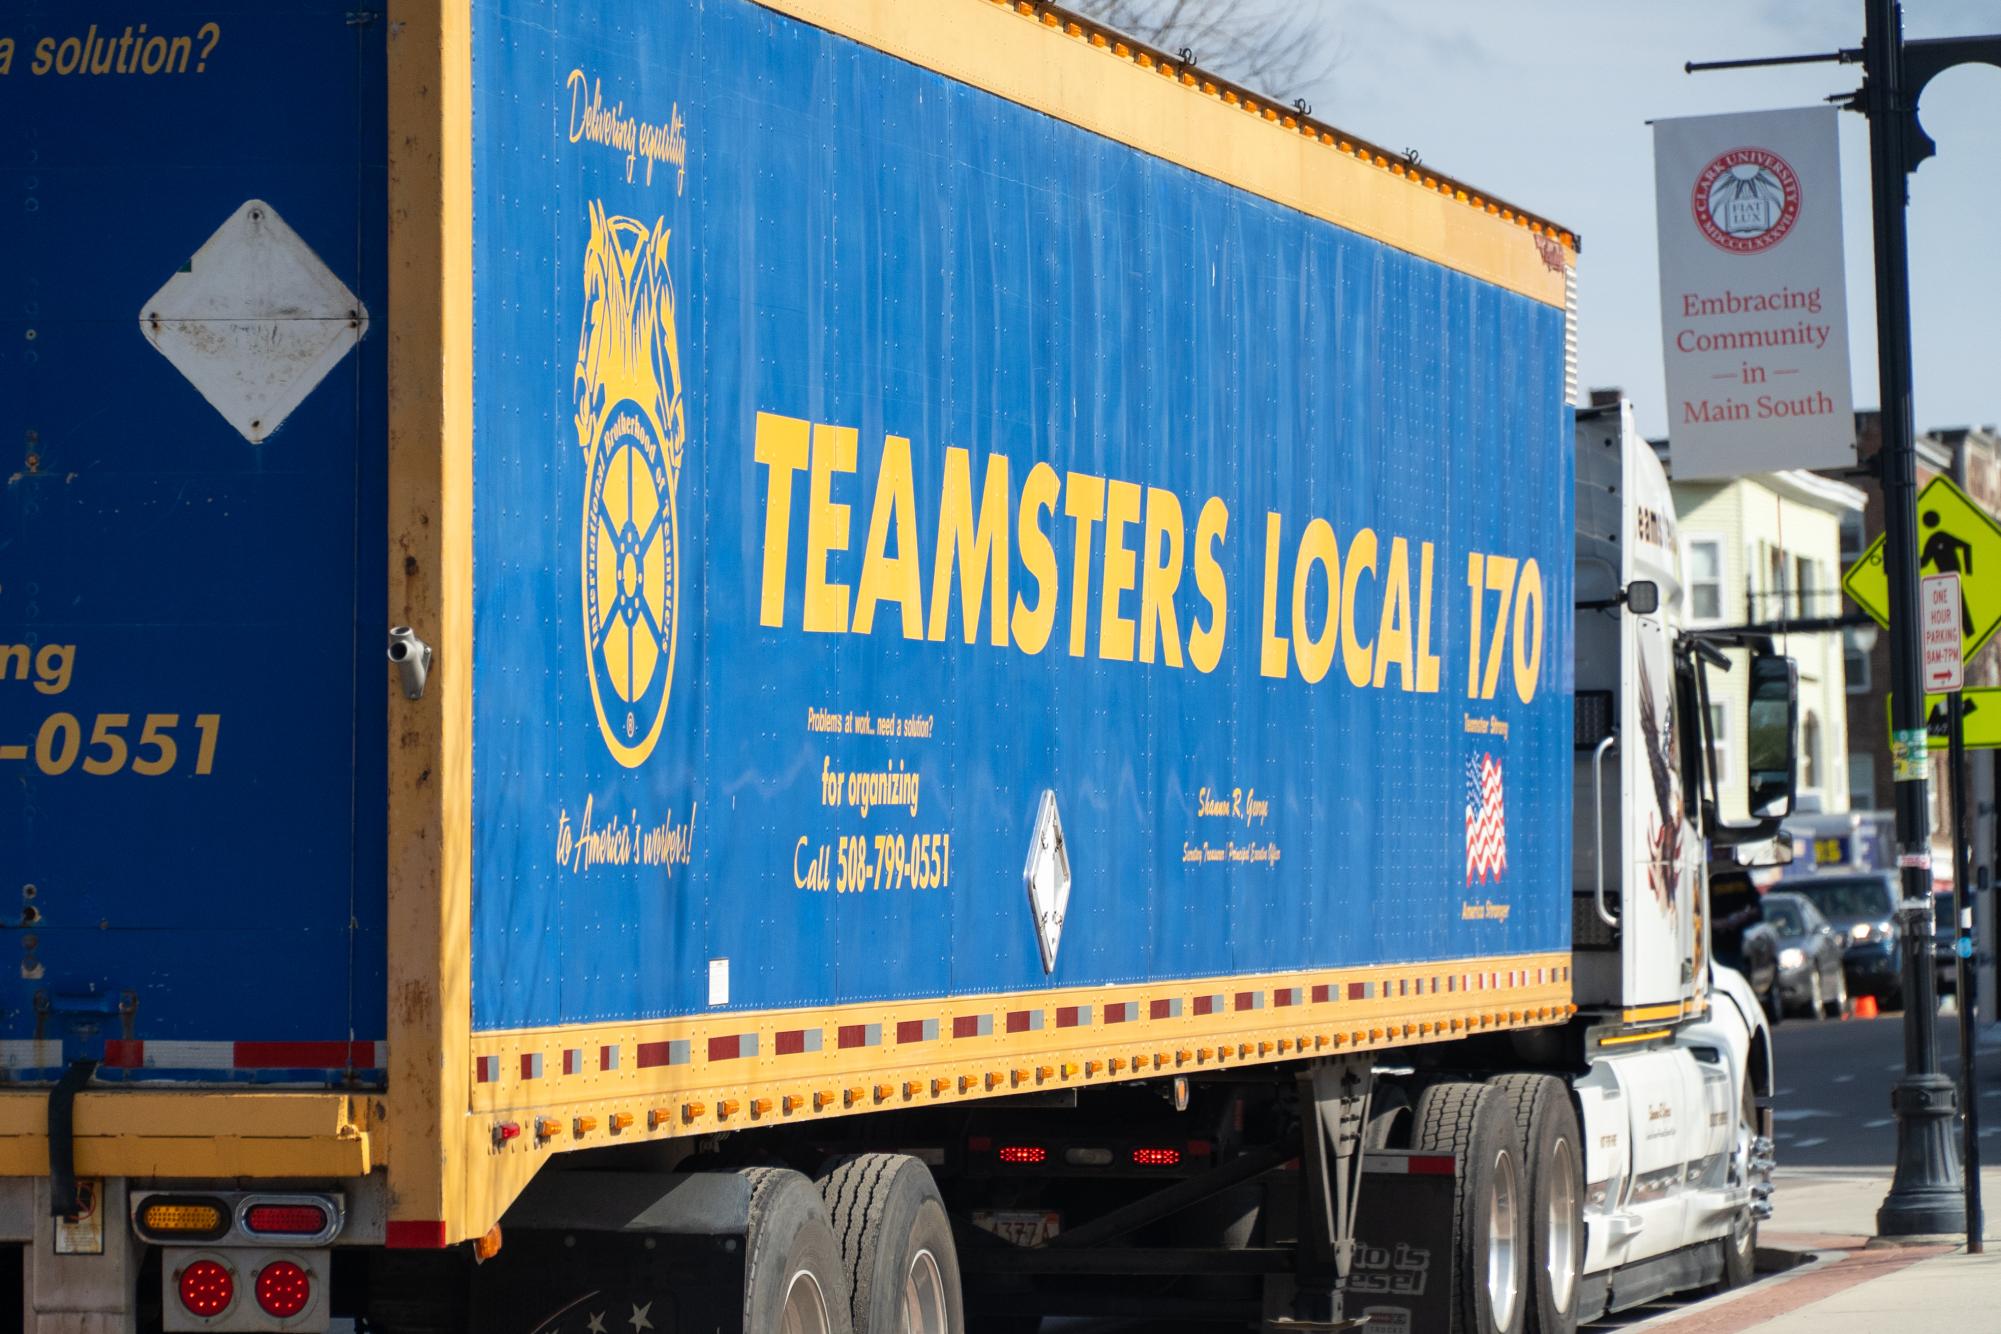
1690 0 2001 1238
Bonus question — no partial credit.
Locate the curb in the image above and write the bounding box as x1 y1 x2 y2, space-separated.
1587 1247 1844 1333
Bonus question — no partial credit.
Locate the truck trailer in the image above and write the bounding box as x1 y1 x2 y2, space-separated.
2 1 1789 1330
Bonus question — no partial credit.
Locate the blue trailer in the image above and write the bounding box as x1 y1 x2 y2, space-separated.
1 2 1788 1331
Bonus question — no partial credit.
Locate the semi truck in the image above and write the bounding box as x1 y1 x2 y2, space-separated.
1 1 1790 1330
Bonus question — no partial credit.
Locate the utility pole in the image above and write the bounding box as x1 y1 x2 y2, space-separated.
1689 0 2001 1240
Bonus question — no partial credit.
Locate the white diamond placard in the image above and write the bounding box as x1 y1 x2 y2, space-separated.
139 199 368 444
1023 790 1071 974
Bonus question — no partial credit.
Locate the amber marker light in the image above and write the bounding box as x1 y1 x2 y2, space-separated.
608 1112 633 1133
138 1198 229 1242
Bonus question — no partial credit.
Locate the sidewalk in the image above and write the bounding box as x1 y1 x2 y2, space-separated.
1608 1167 2001 1331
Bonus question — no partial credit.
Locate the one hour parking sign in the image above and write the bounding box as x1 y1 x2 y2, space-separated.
1923 573 1964 693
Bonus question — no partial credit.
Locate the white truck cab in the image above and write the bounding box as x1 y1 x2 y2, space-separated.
1566 398 1782 1316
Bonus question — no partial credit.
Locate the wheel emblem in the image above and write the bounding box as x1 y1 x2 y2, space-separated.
575 206 686 767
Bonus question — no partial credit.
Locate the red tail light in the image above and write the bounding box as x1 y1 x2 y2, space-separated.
243 1203 331 1236
179 1259 234 1317
997 1144 1047 1164
1131 1146 1182 1167
255 1260 312 1318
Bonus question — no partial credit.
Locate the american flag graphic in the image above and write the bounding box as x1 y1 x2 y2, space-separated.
1465 752 1507 885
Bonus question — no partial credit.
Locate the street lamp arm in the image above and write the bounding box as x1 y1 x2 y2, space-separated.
1887 34 2001 171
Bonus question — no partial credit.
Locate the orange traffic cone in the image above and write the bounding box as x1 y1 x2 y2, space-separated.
1854 994 1879 1020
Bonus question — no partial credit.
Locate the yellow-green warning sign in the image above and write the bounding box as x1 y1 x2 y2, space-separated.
1843 474 2001 661
1887 688 2001 751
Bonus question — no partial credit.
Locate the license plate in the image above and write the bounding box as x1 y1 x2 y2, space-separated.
970 1209 1061 1248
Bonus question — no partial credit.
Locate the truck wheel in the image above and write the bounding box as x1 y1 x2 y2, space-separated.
743 1167 855 1334
1717 1080 1759 1291
1413 1081 1528 1334
820 1154 963 1334
1488 1074 1581 1334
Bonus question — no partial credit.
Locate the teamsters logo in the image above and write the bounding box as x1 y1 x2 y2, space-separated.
573 205 686 767
1691 146 1801 254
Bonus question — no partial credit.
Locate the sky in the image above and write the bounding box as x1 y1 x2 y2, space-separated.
1267 1 2001 442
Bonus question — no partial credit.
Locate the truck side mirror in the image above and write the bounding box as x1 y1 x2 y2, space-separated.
1625 581 1660 615
1744 653 1797 820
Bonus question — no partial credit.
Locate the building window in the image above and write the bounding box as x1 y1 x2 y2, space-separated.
1687 537 1723 623
1845 642 1872 693
1766 543 1789 620
1849 753 1876 810
1802 711 1823 792
1707 702 1729 782
1840 510 1866 564
1796 555 1820 618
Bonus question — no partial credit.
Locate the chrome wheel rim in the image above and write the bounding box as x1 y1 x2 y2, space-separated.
903 1247 948 1334
1545 1138 1578 1315
780 1269 832 1334
1487 1147 1521 1332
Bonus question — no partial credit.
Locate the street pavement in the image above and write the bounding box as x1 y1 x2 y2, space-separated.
1584 1003 2001 1330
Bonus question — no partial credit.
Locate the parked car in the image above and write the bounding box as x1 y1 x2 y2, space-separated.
1761 891 1848 1018
1711 871 1781 1020
1793 872 1902 1009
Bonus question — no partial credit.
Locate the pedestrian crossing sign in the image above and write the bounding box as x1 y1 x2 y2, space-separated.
1842 474 2001 662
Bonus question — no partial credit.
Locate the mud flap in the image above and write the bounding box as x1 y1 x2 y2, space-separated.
470 1172 751 1334
1345 1152 1458 1334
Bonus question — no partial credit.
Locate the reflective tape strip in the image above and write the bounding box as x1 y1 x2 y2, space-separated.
100 1040 387 1070
0 1040 65 1068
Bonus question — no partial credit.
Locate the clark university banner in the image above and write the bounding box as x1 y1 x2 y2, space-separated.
1654 106 1854 479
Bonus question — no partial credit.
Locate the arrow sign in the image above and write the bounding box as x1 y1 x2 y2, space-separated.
1887 688 2001 751
1843 473 2001 662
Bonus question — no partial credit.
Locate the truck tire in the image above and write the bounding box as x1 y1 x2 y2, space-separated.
1716 1078 1759 1292
820 1153 964 1334
1489 1074 1582 1334
1413 1081 1529 1334
743 1167 855 1334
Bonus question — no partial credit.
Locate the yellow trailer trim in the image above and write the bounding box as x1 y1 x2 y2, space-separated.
454 952 1574 1242
753 0 1573 308
384 0 476 1250
0 1093 376 1179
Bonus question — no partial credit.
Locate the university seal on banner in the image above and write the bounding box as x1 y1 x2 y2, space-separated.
574 205 686 768
1690 146 1800 255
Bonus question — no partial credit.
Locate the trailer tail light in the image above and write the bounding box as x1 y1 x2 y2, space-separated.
1131 1146 1182 1167
997 1144 1047 1165
178 1259 235 1317
138 1197 230 1241
243 1203 331 1237
254 1260 311 1318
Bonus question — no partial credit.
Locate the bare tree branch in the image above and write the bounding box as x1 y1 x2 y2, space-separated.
1067 0 1344 104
